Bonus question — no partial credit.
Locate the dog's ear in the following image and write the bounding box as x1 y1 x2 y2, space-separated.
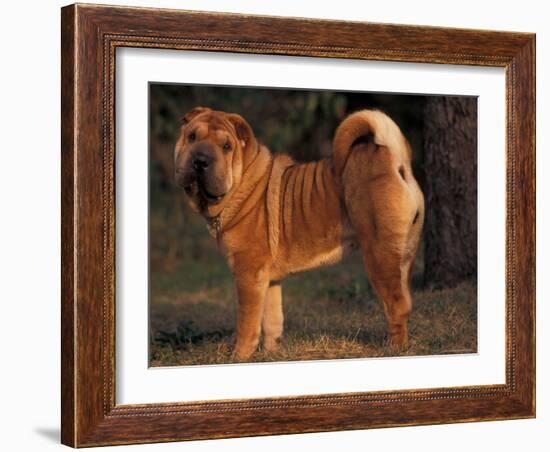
227 113 256 149
182 106 210 124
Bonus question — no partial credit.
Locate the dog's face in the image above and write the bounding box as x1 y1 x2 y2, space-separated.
174 107 257 212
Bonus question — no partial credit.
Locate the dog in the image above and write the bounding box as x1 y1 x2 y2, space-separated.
174 106 424 360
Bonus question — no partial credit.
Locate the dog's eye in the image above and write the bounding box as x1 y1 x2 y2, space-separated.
188 132 196 142
223 141 231 151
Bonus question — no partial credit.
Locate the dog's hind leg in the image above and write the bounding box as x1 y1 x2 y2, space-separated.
262 282 284 352
361 245 414 348
355 207 419 348
343 147 422 349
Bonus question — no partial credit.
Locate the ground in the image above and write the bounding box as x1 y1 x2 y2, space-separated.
149 203 477 366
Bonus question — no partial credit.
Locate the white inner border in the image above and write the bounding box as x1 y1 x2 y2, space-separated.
116 48 506 405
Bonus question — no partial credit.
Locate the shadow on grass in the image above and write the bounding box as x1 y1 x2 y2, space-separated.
154 319 234 350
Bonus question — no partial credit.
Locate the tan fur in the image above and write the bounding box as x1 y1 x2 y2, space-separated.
175 108 424 360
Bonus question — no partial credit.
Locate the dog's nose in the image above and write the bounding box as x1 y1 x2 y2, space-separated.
192 153 210 172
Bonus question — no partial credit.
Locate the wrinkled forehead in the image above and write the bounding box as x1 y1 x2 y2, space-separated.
190 113 236 138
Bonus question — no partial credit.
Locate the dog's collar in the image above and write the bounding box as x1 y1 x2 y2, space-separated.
206 215 222 240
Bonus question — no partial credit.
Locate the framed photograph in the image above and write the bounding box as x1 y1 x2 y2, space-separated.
61 3 535 447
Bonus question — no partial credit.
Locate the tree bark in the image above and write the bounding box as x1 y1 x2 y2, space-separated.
423 97 477 289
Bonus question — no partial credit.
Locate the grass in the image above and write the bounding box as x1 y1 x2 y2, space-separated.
149 200 477 366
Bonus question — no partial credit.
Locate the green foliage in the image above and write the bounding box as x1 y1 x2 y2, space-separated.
150 84 353 161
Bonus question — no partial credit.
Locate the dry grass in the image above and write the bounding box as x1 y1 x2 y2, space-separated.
149 245 477 367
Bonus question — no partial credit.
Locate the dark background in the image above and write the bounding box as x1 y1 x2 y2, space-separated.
148 84 478 365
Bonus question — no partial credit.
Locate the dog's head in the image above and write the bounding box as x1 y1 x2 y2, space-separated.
174 107 258 213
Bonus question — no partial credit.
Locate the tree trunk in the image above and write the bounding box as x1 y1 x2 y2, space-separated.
423 97 477 289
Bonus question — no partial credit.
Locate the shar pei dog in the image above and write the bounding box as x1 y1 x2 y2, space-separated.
174 106 424 360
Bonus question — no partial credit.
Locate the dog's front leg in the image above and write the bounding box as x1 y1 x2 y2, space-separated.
233 272 269 361
262 282 283 352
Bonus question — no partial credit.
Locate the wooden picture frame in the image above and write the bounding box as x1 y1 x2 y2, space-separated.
61 3 535 447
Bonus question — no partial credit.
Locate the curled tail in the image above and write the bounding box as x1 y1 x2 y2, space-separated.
332 109 411 178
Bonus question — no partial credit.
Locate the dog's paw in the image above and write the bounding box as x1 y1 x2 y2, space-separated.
263 336 282 353
232 344 256 362
388 333 409 352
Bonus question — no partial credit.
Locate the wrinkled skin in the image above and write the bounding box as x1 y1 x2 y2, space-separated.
174 107 424 361
174 107 252 215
